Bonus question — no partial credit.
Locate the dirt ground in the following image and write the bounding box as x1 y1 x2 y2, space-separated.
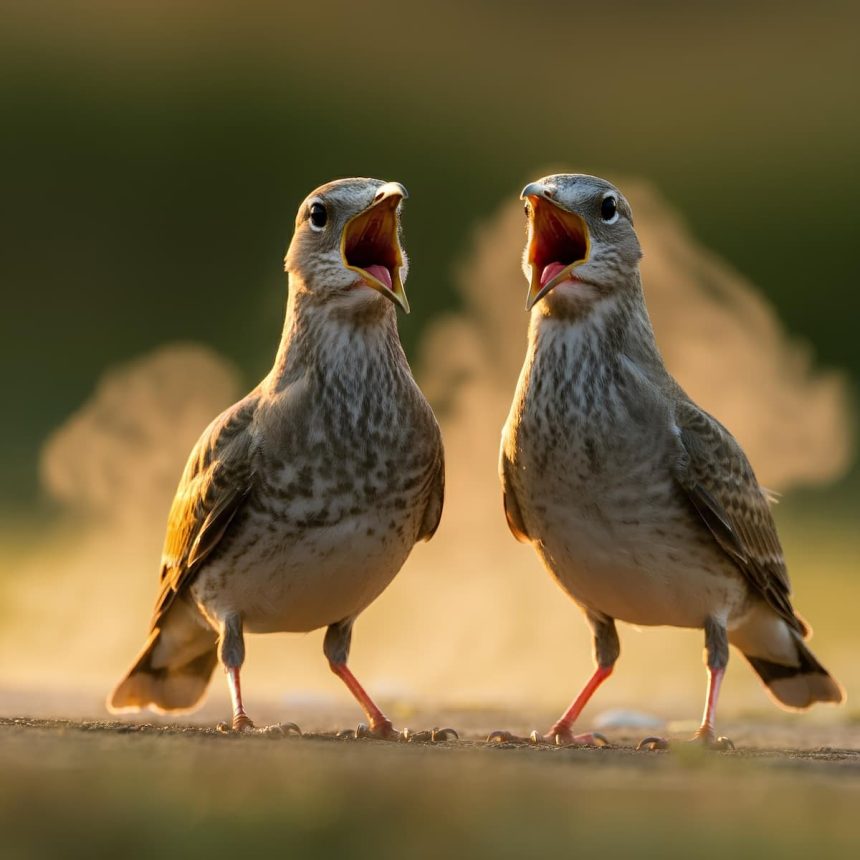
2 701 859 859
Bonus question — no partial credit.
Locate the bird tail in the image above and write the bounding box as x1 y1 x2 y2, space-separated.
107 599 218 714
729 604 844 710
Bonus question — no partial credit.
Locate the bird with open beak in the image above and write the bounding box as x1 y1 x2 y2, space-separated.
108 178 446 738
494 173 843 749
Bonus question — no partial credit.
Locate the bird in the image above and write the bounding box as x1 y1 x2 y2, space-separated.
495 173 843 749
108 178 445 737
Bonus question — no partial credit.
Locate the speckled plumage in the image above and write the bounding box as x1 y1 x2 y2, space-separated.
110 178 443 731
500 174 842 745
187 290 443 636
503 290 754 632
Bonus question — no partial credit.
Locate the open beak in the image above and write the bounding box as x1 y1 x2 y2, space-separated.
521 182 590 310
341 182 409 313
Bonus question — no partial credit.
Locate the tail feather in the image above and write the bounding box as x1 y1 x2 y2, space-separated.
730 604 844 711
744 640 844 710
108 602 218 714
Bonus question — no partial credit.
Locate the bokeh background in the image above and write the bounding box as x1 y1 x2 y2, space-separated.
1 1 858 727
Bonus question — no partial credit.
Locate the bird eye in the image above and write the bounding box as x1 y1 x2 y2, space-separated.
600 196 618 222
309 202 327 230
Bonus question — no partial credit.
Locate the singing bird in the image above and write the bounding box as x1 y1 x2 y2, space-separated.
109 178 445 736
497 173 843 749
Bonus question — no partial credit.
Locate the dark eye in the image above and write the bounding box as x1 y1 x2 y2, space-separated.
309 202 327 230
600 196 617 221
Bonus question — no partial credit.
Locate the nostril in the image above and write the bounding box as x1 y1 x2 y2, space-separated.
374 190 384 202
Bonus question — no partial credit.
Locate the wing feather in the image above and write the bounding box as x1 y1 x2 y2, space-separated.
673 400 804 634
500 452 530 543
150 394 257 626
418 447 445 542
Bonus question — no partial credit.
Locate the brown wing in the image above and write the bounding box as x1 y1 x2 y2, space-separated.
150 393 258 628
673 400 804 634
500 451 530 543
418 444 446 542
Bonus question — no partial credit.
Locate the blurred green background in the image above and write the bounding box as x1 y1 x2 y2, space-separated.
2 0 859 522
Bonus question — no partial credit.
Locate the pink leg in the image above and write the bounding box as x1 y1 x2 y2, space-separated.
638 664 734 751
545 664 613 744
226 665 254 731
329 660 396 738
693 665 725 743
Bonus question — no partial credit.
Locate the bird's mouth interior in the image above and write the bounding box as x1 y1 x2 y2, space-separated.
341 198 403 297
526 197 590 302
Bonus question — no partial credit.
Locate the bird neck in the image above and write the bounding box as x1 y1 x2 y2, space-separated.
265 277 407 393
527 278 664 373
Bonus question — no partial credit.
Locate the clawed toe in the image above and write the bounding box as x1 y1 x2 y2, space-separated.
355 721 398 740
637 735 669 751
345 721 399 741
692 727 736 750
341 722 460 743
430 726 459 742
264 722 302 738
533 729 609 747
700 734 735 751
487 728 607 747
334 723 372 740
233 713 255 732
487 729 528 744
637 733 735 752
549 730 609 747
400 726 460 743
216 714 256 733
217 717 301 737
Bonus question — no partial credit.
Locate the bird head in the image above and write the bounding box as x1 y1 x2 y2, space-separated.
285 177 410 313
520 174 642 313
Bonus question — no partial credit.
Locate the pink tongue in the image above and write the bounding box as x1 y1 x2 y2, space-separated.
365 264 392 290
540 262 568 287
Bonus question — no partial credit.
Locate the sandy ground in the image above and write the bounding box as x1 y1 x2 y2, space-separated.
2 697 859 859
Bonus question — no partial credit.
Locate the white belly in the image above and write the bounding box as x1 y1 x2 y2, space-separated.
533 498 747 629
190 509 414 634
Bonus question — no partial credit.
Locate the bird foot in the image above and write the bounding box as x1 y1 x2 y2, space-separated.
400 726 460 744
337 722 460 743
216 714 256 733
636 735 669 751
336 720 399 741
637 731 735 752
217 718 302 738
691 727 735 750
486 730 532 745
360 719 400 741
486 729 608 747
538 728 610 747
